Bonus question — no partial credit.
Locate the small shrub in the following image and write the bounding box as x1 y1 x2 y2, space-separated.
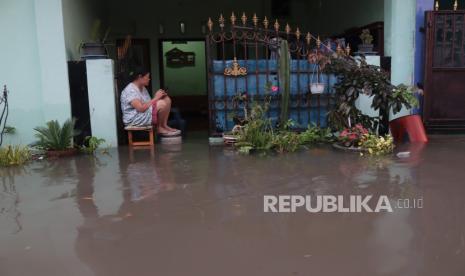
236 103 274 152
338 124 369 147
299 126 333 145
34 118 79 151
0 145 31 166
272 131 301 153
360 134 394 155
80 136 106 154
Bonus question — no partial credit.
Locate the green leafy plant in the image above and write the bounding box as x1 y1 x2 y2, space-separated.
360 134 394 155
236 103 274 152
324 55 415 133
80 136 106 154
299 125 333 145
272 131 301 153
34 119 79 151
359 29 373 44
391 84 419 110
0 145 31 166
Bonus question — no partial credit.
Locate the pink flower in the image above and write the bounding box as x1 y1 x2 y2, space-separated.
271 86 279 92
340 129 349 137
348 134 358 141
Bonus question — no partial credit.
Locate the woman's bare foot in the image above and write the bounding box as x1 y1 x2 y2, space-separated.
166 126 180 132
157 126 174 135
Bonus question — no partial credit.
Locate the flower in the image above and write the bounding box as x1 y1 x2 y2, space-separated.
271 86 279 92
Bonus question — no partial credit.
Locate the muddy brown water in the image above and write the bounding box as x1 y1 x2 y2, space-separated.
1 135 464 276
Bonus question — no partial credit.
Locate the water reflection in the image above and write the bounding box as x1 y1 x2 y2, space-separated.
0 167 24 234
1 137 464 275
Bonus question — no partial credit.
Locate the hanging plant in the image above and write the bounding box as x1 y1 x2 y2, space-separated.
309 52 325 95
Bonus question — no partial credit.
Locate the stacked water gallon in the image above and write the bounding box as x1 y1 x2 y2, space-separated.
211 59 338 132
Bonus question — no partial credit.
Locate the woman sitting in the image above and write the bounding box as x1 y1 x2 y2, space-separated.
120 68 180 136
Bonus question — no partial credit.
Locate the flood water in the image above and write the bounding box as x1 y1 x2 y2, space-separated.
1 134 464 276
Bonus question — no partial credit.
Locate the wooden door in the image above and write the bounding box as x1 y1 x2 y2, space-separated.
424 11 465 132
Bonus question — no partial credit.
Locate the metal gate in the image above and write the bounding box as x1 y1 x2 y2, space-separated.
205 13 338 135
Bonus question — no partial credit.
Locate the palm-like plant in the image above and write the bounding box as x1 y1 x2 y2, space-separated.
34 119 79 151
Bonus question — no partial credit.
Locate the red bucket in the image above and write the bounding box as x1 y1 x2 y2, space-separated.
389 115 428 143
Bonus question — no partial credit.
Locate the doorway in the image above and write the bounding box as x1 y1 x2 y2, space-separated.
158 39 208 131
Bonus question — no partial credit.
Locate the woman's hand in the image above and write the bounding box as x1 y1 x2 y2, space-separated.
153 89 166 101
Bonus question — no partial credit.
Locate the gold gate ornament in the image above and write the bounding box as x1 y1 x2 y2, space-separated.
224 57 247 76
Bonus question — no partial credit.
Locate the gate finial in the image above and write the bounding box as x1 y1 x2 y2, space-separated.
454 0 458 10
274 19 280 32
207 17 213 32
316 36 321 48
306 32 311 45
230 12 236 25
435 0 439 11
346 44 351 55
241 12 247 26
295 27 301 40
285 23 291 35
219 14 225 29
263 16 269 29
336 43 342 55
252 13 258 27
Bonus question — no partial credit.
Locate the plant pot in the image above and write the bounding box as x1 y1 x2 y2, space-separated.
310 83 325 94
46 148 78 158
358 44 374 53
223 133 238 145
332 143 366 152
80 42 108 60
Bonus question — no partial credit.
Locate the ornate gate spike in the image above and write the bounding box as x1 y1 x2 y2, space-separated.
435 0 439 11
230 12 236 25
306 32 311 45
285 23 291 34
336 43 342 55
252 13 258 27
219 14 225 29
346 43 351 55
263 16 269 29
295 27 301 40
274 19 280 32
207 17 213 32
316 36 321 48
454 0 458 10
241 12 247 26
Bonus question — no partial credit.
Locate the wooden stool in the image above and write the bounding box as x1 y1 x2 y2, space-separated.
125 125 155 147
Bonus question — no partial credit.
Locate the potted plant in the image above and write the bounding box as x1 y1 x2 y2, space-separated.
79 19 110 60
358 29 374 53
33 118 80 157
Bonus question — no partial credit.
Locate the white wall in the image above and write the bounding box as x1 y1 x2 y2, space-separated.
34 0 72 123
86 60 118 147
0 0 44 145
0 0 72 146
